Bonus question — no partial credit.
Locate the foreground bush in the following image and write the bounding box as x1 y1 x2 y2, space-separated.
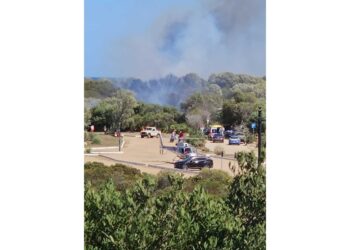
85 155 265 249
84 162 143 191
85 177 239 250
184 169 232 198
227 152 266 249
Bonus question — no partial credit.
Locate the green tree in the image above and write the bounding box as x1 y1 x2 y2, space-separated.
181 91 222 126
84 107 91 129
227 151 266 249
90 90 137 130
84 78 118 99
84 162 266 249
222 100 255 127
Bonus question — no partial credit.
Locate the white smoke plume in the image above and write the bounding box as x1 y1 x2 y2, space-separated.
109 0 265 80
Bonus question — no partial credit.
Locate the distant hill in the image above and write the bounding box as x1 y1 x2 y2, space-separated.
84 73 265 107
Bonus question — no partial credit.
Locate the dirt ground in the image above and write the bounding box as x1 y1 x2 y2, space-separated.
84 155 182 176
85 133 258 177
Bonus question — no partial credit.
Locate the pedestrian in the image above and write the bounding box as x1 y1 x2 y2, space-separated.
170 130 176 142
179 130 184 139
178 130 184 143
104 125 107 134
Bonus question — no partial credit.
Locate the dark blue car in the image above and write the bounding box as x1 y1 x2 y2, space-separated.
228 135 241 145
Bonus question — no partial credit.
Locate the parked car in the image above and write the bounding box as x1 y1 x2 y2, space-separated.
228 135 241 145
203 128 210 135
234 131 246 143
207 125 224 140
174 155 213 170
212 133 224 143
140 127 161 138
224 130 235 138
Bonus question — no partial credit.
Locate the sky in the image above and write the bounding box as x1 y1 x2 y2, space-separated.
85 0 265 79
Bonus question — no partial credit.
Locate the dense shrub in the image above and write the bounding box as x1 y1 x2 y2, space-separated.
84 157 266 249
84 162 143 191
184 169 232 198
91 136 101 145
185 129 206 147
245 132 255 144
84 131 89 142
214 145 225 156
169 123 190 133
85 178 239 250
227 152 266 249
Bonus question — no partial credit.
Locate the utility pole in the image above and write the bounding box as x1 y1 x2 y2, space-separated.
118 122 121 152
258 106 262 165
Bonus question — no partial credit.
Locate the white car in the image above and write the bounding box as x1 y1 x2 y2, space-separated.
140 127 161 138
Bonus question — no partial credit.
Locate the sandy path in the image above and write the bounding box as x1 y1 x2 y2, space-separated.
85 133 258 177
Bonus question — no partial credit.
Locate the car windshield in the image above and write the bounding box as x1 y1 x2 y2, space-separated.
184 148 192 153
230 136 239 139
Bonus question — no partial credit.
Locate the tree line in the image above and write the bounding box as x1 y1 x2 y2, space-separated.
84 72 266 133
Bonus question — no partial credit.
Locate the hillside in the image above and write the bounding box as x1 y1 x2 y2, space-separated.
84 72 265 108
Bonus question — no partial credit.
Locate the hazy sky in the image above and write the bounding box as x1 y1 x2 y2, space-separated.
85 0 265 79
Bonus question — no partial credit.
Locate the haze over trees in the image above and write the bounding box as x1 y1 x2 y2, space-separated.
84 72 266 131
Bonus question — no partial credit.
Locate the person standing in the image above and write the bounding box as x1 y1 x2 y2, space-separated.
170 130 176 142
179 131 184 139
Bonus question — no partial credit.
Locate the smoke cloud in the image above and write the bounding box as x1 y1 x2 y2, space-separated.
109 0 265 80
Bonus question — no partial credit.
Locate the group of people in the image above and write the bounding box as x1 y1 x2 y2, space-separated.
170 130 185 143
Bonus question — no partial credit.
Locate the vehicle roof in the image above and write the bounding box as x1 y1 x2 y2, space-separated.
177 142 189 147
210 125 223 128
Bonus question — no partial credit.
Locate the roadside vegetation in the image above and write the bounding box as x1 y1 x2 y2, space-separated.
85 152 265 249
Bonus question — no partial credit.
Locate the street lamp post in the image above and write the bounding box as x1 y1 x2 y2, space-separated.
258 106 262 165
